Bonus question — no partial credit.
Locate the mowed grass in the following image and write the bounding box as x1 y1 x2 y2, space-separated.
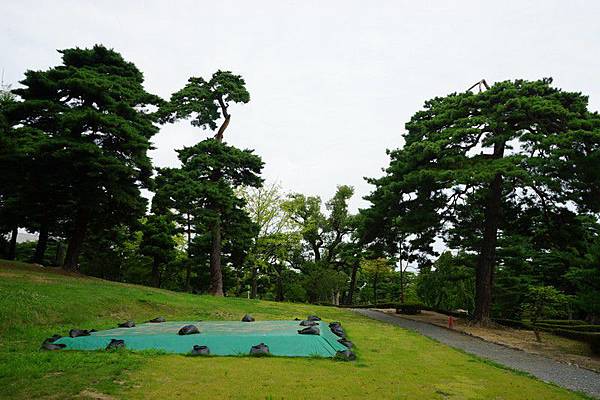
0 260 589 400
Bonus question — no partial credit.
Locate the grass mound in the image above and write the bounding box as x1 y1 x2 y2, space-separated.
0 260 588 399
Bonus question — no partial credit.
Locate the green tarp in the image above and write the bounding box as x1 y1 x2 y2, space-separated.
54 320 347 357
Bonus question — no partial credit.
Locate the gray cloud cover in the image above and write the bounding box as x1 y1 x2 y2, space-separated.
3 0 599 211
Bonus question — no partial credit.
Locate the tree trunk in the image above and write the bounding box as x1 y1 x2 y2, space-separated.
311 242 321 263
346 261 359 305
276 268 284 301
473 141 505 324
214 96 231 142
7 225 18 260
373 273 378 304
214 115 230 141
54 241 65 266
250 266 258 299
152 256 161 288
33 222 49 264
185 214 192 292
399 264 405 304
64 209 89 270
209 216 223 296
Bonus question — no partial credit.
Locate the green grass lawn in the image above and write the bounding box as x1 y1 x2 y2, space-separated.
0 260 589 399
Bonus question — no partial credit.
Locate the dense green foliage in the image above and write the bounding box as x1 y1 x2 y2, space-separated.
362 78 600 323
1 45 162 269
2 47 599 328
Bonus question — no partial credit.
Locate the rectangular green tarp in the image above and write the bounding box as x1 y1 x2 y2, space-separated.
54 320 347 357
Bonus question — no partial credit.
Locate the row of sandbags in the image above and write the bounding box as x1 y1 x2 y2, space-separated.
328 321 356 361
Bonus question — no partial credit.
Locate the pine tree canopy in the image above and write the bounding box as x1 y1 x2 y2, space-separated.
6 45 163 268
363 78 600 321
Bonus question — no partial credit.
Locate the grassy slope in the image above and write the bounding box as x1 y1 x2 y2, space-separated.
0 260 588 400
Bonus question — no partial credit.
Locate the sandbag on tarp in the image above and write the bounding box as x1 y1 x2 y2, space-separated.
44 334 62 343
331 326 345 338
299 320 318 326
241 314 255 322
69 329 93 338
307 315 321 321
41 335 65 350
178 324 200 335
335 349 356 361
42 342 66 350
118 321 135 328
338 338 353 348
106 339 125 350
330 322 345 337
191 345 210 356
148 317 166 323
250 342 270 356
298 326 320 335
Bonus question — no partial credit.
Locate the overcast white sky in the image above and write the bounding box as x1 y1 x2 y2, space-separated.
3 0 600 212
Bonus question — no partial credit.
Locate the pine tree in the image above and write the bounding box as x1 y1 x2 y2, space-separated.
10 45 162 269
160 70 258 295
364 78 600 323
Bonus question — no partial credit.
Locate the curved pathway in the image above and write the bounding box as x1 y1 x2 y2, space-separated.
353 309 600 398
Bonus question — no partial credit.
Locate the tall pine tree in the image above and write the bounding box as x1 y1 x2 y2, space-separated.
11 45 162 269
364 79 600 323
161 71 258 295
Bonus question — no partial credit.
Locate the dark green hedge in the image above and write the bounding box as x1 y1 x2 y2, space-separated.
535 323 600 332
339 302 423 310
493 319 600 355
493 319 532 329
338 303 470 318
552 329 600 355
537 319 591 326
395 303 423 315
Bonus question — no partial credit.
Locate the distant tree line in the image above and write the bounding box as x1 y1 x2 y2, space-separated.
1 46 599 324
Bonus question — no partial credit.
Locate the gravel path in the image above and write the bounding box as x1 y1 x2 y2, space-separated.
353 309 600 398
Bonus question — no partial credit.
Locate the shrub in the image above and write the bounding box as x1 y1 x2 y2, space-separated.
493 319 532 329
534 323 600 332
537 319 591 326
552 330 600 355
396 303 423 315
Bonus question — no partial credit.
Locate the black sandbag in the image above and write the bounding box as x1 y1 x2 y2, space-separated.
338 338 353 348
148 317 165 323
298 326 320 335
307 315 321 321
294 317 301 321
41 342 66 351
118 320 135 328
335 349 356 361
106 339 125 350
329 321 341 328
331 326 345 338
43 334 62 344
191 345 210 356
299 320 318 326
178 324 200 335
249 342 270 356
69 329 91 338
241 314 255 322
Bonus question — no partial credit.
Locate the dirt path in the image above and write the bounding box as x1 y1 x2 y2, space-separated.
354 309 600 399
